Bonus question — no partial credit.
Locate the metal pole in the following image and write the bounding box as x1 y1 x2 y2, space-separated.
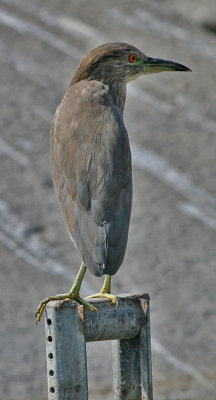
44 294 152 400
140 301 153 400
112 295 153 400
112 336 142 399
45 301 88 400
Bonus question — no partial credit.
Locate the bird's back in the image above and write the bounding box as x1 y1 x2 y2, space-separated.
50 80 132 276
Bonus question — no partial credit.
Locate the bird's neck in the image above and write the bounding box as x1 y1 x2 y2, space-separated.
107 80 126 111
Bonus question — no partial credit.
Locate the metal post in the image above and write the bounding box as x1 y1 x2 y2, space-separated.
112 336 142 399
44 294 152 400
112 296 153 400
140 303 153 400
45 302 88 400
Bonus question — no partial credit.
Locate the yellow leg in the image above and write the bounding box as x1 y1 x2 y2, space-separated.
35 262 97 324
85 275 118 309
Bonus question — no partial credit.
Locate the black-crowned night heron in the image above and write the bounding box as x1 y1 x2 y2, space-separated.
36 42 190 323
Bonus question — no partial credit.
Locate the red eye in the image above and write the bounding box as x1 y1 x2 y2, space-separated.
129 54 137 63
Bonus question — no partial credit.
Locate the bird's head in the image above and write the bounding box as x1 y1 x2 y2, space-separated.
71 42 191 86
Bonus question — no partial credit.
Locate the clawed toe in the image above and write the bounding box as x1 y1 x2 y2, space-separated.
35 292 97 324
85 292 118 309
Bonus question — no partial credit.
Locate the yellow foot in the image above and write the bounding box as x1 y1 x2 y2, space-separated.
85 292 118 309
35 293 97 324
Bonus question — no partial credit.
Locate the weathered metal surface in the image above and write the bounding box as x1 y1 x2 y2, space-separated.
140 302 153 400
112 336 142 400
45 302 88 400
84 295 142 341
44 293 152 400
112 296 153 400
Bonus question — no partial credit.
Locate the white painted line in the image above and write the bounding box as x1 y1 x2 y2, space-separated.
0 7 26 32
18 139 34 152
32 105 53 123
0 7 84 60
131 143 216 216
127 82 216 135
0 199 92 294
178 202 216 230
0 82 53 122
128 84 173 115
157 391 196 400
0 138 29 166
132 143 216 231
0 230 45 269
185 109 216 132
151 338 212 389
0 41 59 86
1 0 107 43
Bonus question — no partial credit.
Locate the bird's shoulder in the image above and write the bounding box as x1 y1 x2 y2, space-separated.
63 80 112 111
51 79 125 148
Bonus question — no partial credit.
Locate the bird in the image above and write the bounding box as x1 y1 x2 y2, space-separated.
36 42 190 323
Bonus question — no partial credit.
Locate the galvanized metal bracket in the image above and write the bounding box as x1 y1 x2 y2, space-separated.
45 293 153 400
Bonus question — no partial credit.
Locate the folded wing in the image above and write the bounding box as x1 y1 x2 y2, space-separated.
50 80 132 276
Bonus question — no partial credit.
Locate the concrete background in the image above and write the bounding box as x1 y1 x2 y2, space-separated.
0 0 216 399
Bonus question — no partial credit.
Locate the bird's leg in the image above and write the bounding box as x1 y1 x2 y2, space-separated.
85 274 118 309
35 262 97 324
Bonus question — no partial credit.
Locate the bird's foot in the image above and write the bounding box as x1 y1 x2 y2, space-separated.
85 292 118 309
35 291 97 324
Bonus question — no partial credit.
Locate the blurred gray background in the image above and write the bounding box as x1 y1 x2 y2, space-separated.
0 0 216 399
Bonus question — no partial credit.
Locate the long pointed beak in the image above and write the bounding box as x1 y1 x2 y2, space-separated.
145 57 191 73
